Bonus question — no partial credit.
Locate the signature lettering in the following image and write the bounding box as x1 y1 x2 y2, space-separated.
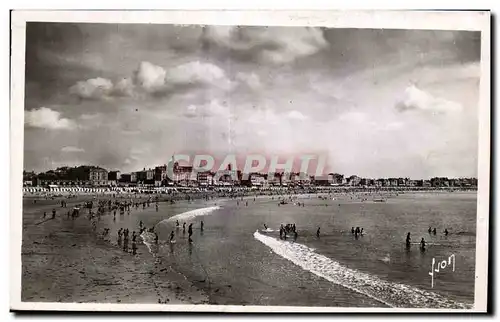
429 254 455 288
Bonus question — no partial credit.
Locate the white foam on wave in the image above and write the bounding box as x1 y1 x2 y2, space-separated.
160 206 221 225
254 231 472 309
379 254 391 263
140 231 156 253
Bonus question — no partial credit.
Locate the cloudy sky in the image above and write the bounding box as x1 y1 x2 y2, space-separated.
24 23 481 178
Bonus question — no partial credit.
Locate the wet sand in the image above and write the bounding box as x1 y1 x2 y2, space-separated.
21 197 208 304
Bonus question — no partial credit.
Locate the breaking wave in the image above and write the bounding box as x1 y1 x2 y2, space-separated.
254 231 472 309
160 206 221 225
140 231 157 254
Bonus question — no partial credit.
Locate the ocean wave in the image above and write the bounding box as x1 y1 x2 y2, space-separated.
140 231 157 254
159 206 221 225
254 231 472 309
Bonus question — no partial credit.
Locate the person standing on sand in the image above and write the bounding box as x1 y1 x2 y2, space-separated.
123 236 129 252
123 229 130 251
52 209 56 219
132 230 137 254
170 231 175 243
316 227 321 238
420 237 426 252
201 221 204 231
188 223 193 243
428 226 432 234
43 211 46 219
432 228 437 235
444 228 449 236
183 222 186 234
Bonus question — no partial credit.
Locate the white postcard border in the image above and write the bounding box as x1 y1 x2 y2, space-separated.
10 9 491 313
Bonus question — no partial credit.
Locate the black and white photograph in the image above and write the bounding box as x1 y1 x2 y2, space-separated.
10 10 490 312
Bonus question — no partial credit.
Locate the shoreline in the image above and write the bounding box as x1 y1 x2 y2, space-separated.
22 186 477 201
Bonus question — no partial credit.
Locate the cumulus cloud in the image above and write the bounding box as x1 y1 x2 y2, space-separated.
287 110 308 120
167 61 233 90
69 60 234 101
132 60 234 94
202 26 328 64
25 107 76 130
113 77 136 97
61 146 85 153
183 100 230 118
133 61 167 93
69 77 114 100
235 72 261 90
396 85 463 114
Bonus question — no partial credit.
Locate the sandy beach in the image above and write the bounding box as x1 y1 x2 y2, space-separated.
21 196 209 304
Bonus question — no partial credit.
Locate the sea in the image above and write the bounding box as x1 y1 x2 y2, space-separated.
102 191 477 308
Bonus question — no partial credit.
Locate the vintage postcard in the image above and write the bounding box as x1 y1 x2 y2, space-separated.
10 10 490 312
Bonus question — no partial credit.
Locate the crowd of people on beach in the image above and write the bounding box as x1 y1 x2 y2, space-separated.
34 186 457 262
351 226 364 238
271 222 367 243
35 189 220 259
406 226 450 252
278 223 299 241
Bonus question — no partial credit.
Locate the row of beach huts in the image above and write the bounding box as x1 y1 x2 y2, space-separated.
22 186 180 195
